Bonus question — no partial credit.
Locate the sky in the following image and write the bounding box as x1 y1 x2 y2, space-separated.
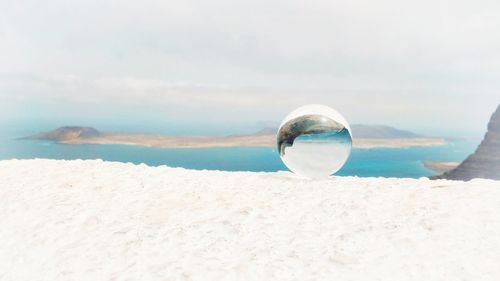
1 0 499 136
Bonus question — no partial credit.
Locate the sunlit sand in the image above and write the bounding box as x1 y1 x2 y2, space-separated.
1 159 499 280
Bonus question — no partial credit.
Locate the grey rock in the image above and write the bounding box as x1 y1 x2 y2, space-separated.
28 126 101 141
432 105 500 181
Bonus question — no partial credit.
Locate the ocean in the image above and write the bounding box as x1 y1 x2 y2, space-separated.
0 135 478 178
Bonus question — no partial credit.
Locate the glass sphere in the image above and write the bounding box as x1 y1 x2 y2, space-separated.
277 104 352 179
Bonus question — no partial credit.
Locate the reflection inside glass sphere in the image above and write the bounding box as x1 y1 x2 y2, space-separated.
277 105 352 179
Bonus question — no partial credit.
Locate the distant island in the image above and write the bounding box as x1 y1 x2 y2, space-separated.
25 125 447 149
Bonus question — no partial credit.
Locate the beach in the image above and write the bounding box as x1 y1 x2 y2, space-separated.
58 133 447 149
1 159 499 281
423 161 460 173
351 137 447 149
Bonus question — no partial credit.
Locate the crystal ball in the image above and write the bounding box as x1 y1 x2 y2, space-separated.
277 104 352 179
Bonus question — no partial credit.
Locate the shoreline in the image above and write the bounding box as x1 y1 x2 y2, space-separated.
55 133 448 149
423 160 460 173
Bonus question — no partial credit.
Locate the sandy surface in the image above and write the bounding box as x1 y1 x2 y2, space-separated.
1 159 499 281
62 133 447 149
65 133 276 148
423 161 461 173
352 137 447 149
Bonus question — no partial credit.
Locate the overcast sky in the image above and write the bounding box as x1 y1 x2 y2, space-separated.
1 0 499 136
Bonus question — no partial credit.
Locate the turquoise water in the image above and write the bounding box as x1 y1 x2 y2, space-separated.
0 136 478 178
295 128 352 144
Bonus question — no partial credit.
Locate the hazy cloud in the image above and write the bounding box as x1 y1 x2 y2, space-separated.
1 0 499 135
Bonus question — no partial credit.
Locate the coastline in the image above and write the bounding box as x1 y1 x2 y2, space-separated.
423 160 460 173
352 137 447 149
57 133 448 149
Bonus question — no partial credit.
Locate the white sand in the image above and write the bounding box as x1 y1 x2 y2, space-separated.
1 159 499 281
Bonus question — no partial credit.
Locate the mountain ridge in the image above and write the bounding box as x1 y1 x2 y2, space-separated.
24 124 446 149
29 126 101 141
237 124 425 139
30 124 427 140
